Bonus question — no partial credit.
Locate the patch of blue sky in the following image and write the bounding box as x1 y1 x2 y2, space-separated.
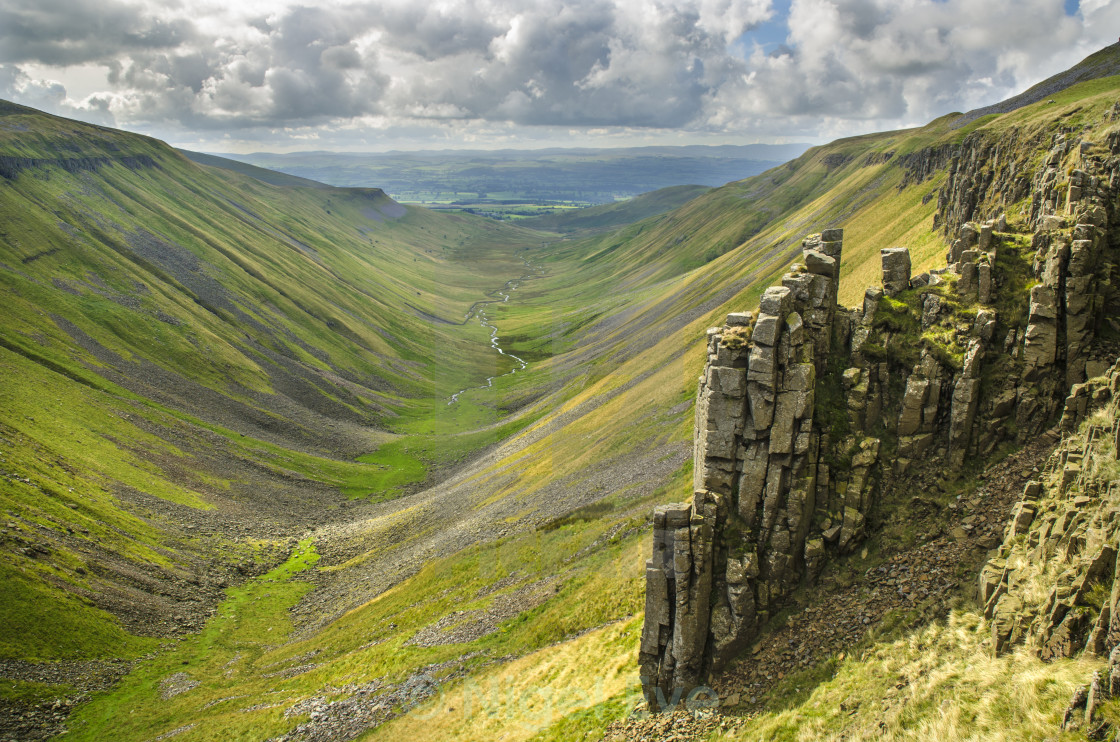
731 0 791 58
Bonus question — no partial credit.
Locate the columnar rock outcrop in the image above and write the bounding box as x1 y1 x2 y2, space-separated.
880 247 912 297
641 119 1120 711
980 365 1120 738
641 231 846 707
641 230 882 706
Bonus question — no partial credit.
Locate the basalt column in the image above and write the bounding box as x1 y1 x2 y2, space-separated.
641 230 846 708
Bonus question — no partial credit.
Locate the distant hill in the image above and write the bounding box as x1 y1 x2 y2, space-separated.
178 148 332 189
519 184 710 234
221 143 812 205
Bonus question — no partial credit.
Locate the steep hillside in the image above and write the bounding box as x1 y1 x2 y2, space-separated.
178 149 333 189
639 141 1120 706
951 40 1120 129
622 67 1120 742
0 96 552 724
370 59 1120 742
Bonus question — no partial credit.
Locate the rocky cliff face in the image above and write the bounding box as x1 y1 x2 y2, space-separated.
979 365 1120 738
640 113 1120 710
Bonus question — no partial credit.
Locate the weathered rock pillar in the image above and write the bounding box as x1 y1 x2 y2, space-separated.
642 229 852 710
639 503 688 709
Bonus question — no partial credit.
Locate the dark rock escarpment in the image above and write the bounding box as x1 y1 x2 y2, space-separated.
641 118 1120 710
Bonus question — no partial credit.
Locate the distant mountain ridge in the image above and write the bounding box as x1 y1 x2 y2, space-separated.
219 144 813 206
178 148 332 189
230 143 812 160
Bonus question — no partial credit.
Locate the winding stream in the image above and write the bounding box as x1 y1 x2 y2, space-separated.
447 257 541 405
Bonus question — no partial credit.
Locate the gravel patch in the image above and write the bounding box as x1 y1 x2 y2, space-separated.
158 672 199 700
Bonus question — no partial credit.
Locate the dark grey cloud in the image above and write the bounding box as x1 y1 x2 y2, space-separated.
223 4 386 122
379 0 766 128
374 5 501 60
0 0 772 131
85 4 391 128
0 0 194 65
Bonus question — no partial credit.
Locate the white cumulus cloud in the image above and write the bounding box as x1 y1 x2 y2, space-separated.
0 0 1116 148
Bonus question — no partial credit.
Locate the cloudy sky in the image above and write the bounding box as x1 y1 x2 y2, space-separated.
1 0 1118 152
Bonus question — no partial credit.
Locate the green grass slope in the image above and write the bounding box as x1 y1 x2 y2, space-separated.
178 149 333 189
951 40 1120 129
0 98 554 676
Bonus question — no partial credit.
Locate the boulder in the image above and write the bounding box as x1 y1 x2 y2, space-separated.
991 595 1023 655
921 293 942 329
897 377 930 436
960 222 979 247
759 286 792 318
1084 671 1106 730
804 250 836 277
1022 321 1058 371
747 382 775 429
978 262 992 304
815 230 843 281
1029 284 1059 320
769 392 802 454
1010 502 1036 535
1041 608 1091 661
949 239 965 264
838 506 866 552
752 314 781 347
748 344 778 384
863 287 883 322
804 538 826 581
980 562 1005 608
974 309 998 341
881 247 912 297
949 376 981 458
786 312 805 347
979 222 994 250
786 363 815 391
726 312 752 327
737 443 769 523
1040 215 1066 231
711 366 747 397
959 260 978 297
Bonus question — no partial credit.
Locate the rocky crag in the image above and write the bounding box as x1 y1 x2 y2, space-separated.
640 114 1120 709
979 362 1120 739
